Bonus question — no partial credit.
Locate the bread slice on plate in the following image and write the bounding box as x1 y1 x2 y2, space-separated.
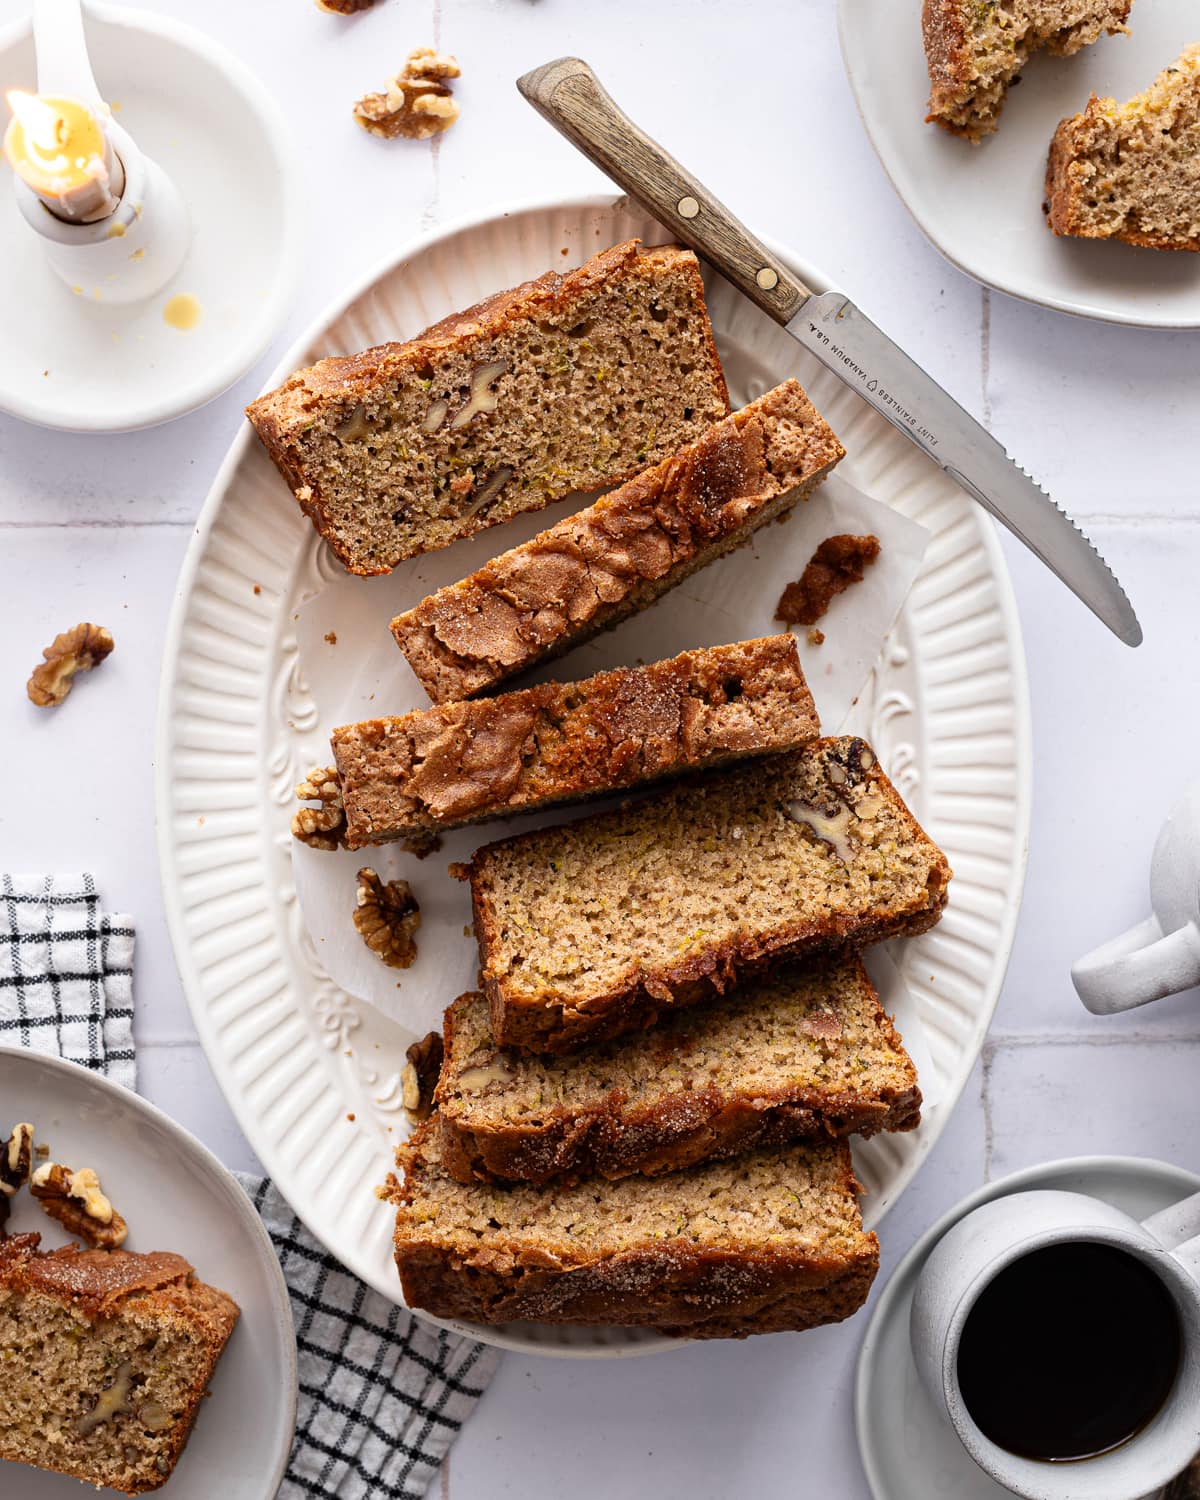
433 955 920 1186
332 635 819 850
390 379 844 704
246 239 730 573
388 1124 879 1338
923 0 1132 142
1046 43 1200 250
463 736 952 1054
0 1234 238 1495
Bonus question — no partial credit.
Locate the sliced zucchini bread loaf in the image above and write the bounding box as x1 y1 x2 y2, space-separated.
389 1126 879 1337
1046 43 1200 250
390 380 844 703
0 1234 238 1495
332 635 819 850
434 955 920 1185
464 736 951 1054
246 240 730 573
923 0 1132 142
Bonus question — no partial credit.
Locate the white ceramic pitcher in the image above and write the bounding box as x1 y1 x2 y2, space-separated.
1073 780 1200 1015
910 1186 1200 1500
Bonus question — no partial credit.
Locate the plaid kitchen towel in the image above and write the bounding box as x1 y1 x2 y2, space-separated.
236 1173 500 1500
4 870 499 1499
0 873 135 1087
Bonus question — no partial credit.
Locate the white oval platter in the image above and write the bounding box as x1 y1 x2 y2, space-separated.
157 195 1031 1358
0 1046 296 1496
839 0 1200 328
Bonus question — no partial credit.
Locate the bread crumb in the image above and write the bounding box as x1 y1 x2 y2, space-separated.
807 628 825 647
324 631 338 645
776 535 881 627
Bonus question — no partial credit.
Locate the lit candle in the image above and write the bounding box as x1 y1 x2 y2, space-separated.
3 90 124 222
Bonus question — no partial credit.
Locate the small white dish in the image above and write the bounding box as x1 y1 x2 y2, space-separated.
0 1046 296 1498
855 1155 1200 1500
0 2 300 431
838 0 1200 329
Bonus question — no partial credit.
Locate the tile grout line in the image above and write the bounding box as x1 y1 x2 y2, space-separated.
988 1030 1200 1048
0 518 197 530
981 1040 995 1182
980 287 992 432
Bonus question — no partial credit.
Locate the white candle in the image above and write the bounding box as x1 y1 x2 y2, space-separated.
3 90 124 222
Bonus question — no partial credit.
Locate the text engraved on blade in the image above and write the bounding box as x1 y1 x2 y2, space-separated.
804 322 939 448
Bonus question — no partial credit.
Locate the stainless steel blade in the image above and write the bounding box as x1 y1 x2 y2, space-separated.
788 291 1142 647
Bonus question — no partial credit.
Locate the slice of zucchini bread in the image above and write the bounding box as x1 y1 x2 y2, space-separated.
390 380 844 703
464 736 951 1054
389 1125 879 1337
246 240 730 573
0 1234 238 1495
434 955 920 1186
332 635 819 850
923 0 1132 142
1046 44 1200 250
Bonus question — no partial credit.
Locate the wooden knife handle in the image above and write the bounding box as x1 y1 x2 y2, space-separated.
517 57 811 324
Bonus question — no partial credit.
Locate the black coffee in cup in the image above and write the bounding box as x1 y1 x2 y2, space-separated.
956 1241 1182 1462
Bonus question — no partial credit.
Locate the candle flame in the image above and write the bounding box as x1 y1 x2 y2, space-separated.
6 90 67 155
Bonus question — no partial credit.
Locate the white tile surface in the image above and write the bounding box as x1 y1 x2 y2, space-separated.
1 1 1197 1497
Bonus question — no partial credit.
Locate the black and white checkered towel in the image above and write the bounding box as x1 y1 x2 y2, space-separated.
0 873 135 1087
4 872 499 1499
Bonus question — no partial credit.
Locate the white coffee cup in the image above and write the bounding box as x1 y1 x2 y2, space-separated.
1073 780 1200 1015
910 1187 1200 1499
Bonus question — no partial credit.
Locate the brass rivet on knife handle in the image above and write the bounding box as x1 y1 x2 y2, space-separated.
517 57 810 326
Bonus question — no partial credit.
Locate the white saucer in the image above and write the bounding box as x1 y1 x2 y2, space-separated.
0 3 300 431
0 1045 297 1497
855 1156 1200 1500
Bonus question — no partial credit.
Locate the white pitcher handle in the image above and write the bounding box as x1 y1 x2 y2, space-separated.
1072 918 1200 1015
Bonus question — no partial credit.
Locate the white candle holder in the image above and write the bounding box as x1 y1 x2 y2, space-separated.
12 0 191 303
0 1 299 431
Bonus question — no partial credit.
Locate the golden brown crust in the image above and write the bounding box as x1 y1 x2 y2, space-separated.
922 0 971 129
464 739 951 1054
1045 89 1200 250
0 1235 239 1495
332 636 820 848
391 1139 880 1336
246 241 730 573
390 381 845 702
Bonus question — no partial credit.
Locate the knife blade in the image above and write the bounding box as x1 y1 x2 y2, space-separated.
517 57 1142 648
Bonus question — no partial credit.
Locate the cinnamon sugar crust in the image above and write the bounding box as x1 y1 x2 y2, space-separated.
390 380 844 702
332 636 820 849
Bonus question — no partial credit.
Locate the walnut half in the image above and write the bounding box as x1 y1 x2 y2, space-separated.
292 765 348 851
402 1031 444 1123
353 868 420 969
30 1162 128 1249
27 623 114 707
354 48 462 140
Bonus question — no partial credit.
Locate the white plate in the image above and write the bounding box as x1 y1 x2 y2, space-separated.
855 1154 1200 1500
0 1046 296 1497
839 0 1200 328
0 3 300 431
156 194 1032 1357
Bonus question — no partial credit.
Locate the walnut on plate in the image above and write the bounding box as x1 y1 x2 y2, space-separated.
30 1161 128 1249
402 1031 444 1123
354 48 462 140
292 764 348 851
27 623 114 707
316 0 377 11
353 868 420 969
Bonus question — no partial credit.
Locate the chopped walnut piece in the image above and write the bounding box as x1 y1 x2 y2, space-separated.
316 0 377 11
30 1161 128 1249
292 765 347 851
806 627 825 647
1 1123 34 1199
354 48 462 140
27 623 114 707
402 1031 444 1123
775 534 881 628
354 868 420 969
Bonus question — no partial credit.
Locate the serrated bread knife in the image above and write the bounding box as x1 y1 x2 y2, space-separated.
517 57 1142 648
